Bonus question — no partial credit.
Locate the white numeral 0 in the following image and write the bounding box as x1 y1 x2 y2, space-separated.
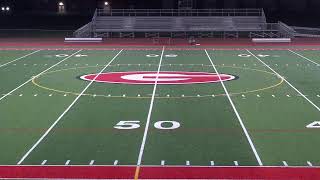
154 121 180 130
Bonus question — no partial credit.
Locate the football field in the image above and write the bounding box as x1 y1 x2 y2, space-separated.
0 46 320 178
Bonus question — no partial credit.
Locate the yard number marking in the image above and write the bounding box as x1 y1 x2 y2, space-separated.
114 121 180 130
306 121 320 128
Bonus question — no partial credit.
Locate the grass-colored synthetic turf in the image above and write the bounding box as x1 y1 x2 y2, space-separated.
0 48 320 166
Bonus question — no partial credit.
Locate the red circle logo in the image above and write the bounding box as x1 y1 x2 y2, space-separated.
80 71 237 85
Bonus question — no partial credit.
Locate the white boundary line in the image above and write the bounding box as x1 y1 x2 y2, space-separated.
0 50 82 102
136 46 165 166
288 49 320 66
0 164 318 167
0 50 41 68
247 49 320 112
17 49 123 165
205 49 263 166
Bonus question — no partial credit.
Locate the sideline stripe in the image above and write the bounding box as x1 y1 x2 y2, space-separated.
135 46 165 179
0 50 82 102
16 49 123 165
247 50 320 112
288 49 320 66
205 49 263 166
0 50 41 68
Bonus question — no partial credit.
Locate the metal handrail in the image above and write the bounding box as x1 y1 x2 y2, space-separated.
96 9 264 17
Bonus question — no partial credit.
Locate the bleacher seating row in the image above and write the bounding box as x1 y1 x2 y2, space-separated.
93 16 266 32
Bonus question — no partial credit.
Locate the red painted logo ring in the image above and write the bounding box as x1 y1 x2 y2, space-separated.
80 71 237 85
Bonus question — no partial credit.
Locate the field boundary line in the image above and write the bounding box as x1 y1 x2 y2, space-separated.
288 49 320 66
17 49 123 165
0 50 41 68
247 49 320 112
0 50 82 102
205 49 263 166
135 46 165 178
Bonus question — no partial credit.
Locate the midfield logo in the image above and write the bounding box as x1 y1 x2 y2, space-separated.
80 71 237 85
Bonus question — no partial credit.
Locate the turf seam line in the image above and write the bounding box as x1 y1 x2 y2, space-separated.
135 46 165 179
16 49 123 165
288 49 320 66
0 50 41 68
205 49 263 166
0 50 82 102
247 49 320 113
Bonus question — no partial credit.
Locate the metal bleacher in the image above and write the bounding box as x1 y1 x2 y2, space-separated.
74 9 294 38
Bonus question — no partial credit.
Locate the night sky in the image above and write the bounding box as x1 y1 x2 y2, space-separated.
1 0 320 13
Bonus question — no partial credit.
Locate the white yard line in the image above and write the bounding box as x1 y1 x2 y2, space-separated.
205 49 263 166
288 49 320 66
0 50 41 68
16 49 123 165
0 50 82 102
136 46 165 166
247 49 320 112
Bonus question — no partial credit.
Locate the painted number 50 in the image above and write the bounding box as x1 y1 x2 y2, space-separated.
114 121 180 130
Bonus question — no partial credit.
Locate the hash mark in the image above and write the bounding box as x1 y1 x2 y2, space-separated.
93 94 96 97
108 94 111 97
89 160 95 165
113 160 118 165
137 94 141 97
317 95 320 97
257 94 260 97
286 95 291 97
282 161 288 166
181 94 185 97
210 161 214 166
161 160 165 165
166 94 170 97
19 94 23 96
197 94 200 97
307 161 313 166
41 160 47 165
64 94 67 96
34 94 38 97
272 95 275 97
234 161 239 166
65 160 70 165
212 94 215 97
122 94 126 97
242 94 245 98
49 94 52 97
186 161 190 165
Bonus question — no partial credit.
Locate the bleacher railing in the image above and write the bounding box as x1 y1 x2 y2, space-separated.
96 9 263 17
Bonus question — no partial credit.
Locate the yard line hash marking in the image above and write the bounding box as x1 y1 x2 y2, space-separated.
247 49 320 113
89 160 95 165
210 161 215 166
65 160 70 165
282 161 288 166
136 46 165 167
288 49 320 66
0 50 82 102
307 161 313 166
205 49 263 166
0 50 41 68
16 49 123 165
41 160 47 165
161 160 165 165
